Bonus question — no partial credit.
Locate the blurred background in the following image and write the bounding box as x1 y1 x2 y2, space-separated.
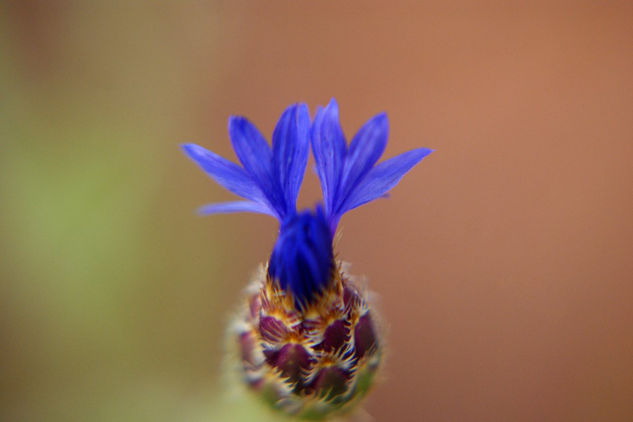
2 2 632 421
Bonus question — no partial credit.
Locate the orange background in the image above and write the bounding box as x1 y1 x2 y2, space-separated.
2 2 632 421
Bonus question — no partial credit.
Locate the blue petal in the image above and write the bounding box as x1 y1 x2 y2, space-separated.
336 112 388 213
272 103 310 213
310 99 346 218
181 143 264 202
342 148 433 212
228 116 285 216
197 200 274 216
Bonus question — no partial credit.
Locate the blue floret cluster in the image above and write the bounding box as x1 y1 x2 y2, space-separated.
182 99 432 306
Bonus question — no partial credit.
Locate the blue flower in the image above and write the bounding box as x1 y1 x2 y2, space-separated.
182 100 432 307
311 98 433 233
181 103 311 221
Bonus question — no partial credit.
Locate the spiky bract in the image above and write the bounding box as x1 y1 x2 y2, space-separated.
234 263 380 419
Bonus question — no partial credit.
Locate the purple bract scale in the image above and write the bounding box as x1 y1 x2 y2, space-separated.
316 319 349 352
265 343 312 386
353 313 377 359
310 366 352 399
248 295 261 319
343 284 362 311
259 316 291 343
238 332 257 367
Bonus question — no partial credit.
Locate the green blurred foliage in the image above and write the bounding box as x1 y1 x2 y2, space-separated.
0 3 273 420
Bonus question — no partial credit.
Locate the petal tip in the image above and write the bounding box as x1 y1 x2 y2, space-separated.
181 143 205 159
417 147 434 157
371 112 388 129
325 98 340 116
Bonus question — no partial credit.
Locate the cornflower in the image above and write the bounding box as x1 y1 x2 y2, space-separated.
182 99 432 419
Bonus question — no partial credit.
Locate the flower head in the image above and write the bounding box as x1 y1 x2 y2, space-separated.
181 100 432 419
